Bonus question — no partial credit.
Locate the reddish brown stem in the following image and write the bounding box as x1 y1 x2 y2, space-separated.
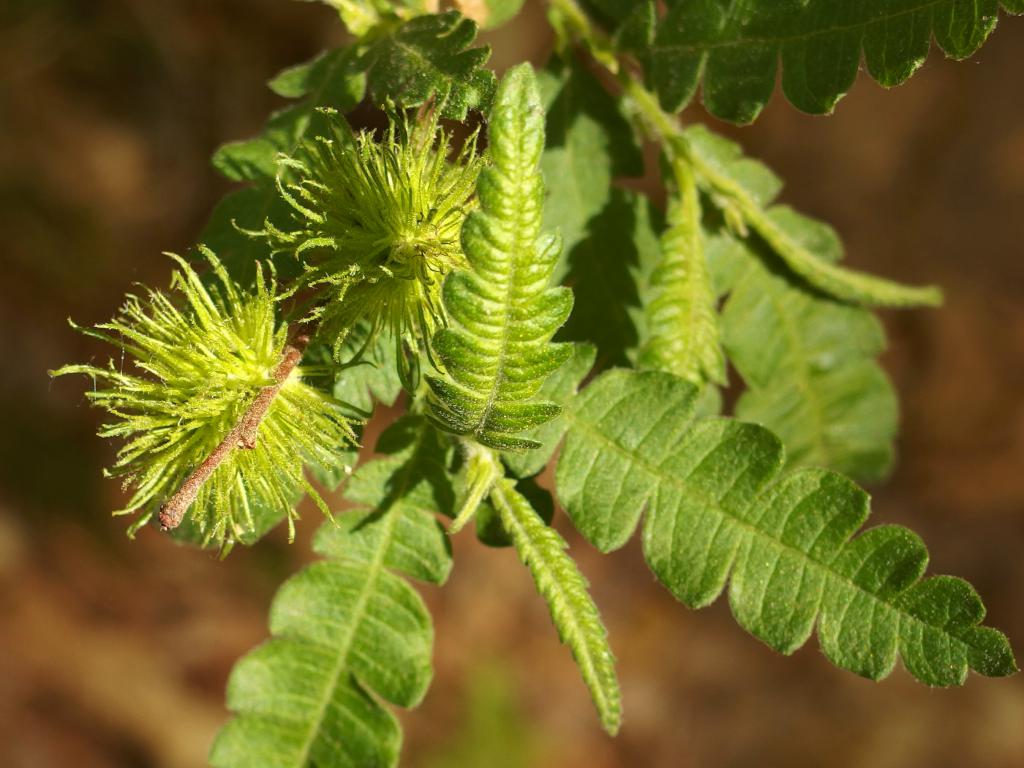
158 336 309 531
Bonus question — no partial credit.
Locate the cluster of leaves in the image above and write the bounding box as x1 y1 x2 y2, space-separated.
54 1 1020 766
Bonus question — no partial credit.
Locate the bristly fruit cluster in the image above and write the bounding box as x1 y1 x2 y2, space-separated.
267 112 485 361
53 251 359 551
52 1 1020 765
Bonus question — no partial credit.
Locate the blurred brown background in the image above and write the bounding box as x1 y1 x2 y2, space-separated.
2 2 1023 767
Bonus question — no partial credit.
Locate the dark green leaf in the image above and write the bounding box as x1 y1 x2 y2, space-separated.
538 56 642 282
644 0 1021 123
362 11 496 120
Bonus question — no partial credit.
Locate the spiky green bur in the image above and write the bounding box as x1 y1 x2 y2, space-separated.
267 114 485 357
52 253 358 550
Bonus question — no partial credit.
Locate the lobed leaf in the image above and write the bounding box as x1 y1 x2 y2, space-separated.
211 417 453 768
490 478 621 733
556 369 1016 685
428 64 574 451
634 0 1023 123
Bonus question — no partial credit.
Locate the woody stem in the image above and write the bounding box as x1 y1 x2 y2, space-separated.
157 335 309 531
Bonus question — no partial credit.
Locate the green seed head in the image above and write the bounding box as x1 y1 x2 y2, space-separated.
268 112 485 357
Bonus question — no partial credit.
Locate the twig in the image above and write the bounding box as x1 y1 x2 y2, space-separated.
158 336 309 531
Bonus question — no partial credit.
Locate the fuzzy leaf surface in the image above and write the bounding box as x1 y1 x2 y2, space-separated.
637 158 724 385
211 418 453 768
556 369 1017 685
641 0 1022 123
491 478 621 733
428 64 574 451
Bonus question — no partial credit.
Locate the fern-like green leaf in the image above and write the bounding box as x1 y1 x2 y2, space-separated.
714 216 898 482
637 154 724 386
639 0 1023 123
502 342 596 479
556 369 1017 685
490 478 621 734
682 124 942 308
211 418 453 768
428 64 574 451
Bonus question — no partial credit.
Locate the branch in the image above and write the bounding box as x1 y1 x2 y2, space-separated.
158 336 309 531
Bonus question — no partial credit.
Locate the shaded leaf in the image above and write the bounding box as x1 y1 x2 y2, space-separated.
644 0 1021 123
538 56 642 281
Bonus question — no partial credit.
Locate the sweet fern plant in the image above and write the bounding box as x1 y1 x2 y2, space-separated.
53 0 1021 764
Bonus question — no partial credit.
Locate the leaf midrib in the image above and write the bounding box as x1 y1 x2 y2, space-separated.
472 157 532 440
563 401 982 655
290 435 430 766
492 481 620 729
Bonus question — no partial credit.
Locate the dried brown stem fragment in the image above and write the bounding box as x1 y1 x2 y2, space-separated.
157 336 309 531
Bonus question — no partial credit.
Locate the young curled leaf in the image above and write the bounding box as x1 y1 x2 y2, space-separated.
427 64 574 451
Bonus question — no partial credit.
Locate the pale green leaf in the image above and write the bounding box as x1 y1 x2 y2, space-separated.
490 478 621 733
428 64 574 451
637 157 724 386
556 369 1016 685
474 0 527 28
683 125 943 308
